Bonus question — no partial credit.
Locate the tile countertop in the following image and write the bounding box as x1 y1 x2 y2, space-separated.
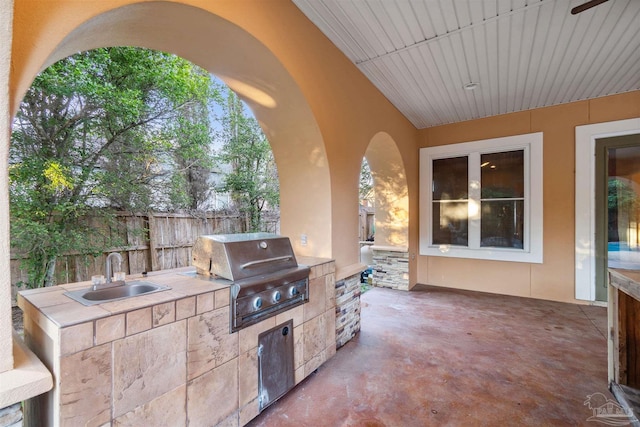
17 266 231 328
18 258 334 329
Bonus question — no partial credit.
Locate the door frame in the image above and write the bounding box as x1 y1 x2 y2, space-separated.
575 118 640 301
594 135 640 301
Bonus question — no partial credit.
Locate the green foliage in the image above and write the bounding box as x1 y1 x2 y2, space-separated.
11 47 216 287
214 86 279 231
171 112 218 210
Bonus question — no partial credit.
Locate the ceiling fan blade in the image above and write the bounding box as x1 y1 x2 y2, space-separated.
571 0 609 15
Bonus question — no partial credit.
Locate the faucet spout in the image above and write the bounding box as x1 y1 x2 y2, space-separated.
105 252 123 283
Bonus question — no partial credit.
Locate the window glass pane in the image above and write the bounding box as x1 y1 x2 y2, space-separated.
433 201 468 246
480 200 524 248
607 145 640 271
481 151 524 199
421 132 542 262
433 156 468 200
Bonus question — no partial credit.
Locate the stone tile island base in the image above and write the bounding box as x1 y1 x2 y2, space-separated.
371 246 409 291
335 274 361 348
0 403 22 427
18 258 336 427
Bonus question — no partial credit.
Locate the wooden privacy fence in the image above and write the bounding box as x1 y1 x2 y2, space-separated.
359 205 374 242
11 211 279 303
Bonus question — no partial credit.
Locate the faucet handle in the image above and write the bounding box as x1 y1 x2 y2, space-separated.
91 275 106 290
92 275 105 285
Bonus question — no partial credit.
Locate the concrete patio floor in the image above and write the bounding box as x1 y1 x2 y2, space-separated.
248 284 622 427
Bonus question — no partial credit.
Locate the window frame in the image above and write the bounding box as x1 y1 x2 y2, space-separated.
419 132 543 263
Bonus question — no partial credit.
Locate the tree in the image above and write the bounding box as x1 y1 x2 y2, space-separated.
360 158 374 206
10 47 215 288
214 86 279 231
608 178 640 243
168 105 218 210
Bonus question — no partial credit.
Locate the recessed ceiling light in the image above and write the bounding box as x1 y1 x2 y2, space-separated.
463 82 479 91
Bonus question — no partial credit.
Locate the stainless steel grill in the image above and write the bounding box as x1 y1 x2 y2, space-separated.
192 233 309 332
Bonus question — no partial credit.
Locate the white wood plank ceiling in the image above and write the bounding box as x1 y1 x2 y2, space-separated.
292 0 640 128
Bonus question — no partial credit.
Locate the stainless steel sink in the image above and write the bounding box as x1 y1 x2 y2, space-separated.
63 281 170 306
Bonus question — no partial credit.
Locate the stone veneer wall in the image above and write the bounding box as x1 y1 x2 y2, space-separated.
372 248 409 291
21 261 336 427
0 403 22 427
335 273 361 348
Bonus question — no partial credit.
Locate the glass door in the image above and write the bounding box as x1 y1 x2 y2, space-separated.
595 134 640 301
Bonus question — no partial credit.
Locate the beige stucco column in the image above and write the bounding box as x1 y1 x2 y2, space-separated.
366 133 409 250
0 0 14 375
0 3 52 410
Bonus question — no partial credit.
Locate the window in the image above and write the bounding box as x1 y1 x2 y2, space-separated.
420 132 543 263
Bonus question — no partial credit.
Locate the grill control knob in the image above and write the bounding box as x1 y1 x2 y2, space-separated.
289 286 299 297
253 297 263 310
272 291 282 303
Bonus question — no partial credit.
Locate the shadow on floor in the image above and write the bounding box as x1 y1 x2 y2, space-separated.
248 285 621 426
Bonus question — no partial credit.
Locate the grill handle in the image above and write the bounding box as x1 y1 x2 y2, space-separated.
241 255 292 270
257 343 270 410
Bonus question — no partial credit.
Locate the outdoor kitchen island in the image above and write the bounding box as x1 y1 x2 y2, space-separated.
608 268 640 423
17 256 336 427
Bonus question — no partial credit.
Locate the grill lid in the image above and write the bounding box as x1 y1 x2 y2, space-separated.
192 233 300 281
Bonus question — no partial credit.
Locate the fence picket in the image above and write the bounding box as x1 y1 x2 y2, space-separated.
10 211 278 303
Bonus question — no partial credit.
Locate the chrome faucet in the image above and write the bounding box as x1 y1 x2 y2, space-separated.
105 252 123 284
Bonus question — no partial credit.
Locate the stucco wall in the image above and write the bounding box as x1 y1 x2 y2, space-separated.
5 1 637 356
0 0 14 374
366 132 409 250
0 0 421 384
417 91 640 304
8 0 418 280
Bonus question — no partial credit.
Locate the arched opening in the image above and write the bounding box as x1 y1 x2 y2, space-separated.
363 132 410 290
5 0 420 383
9 1 331 260
9 47 285 290
358 158 375 287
